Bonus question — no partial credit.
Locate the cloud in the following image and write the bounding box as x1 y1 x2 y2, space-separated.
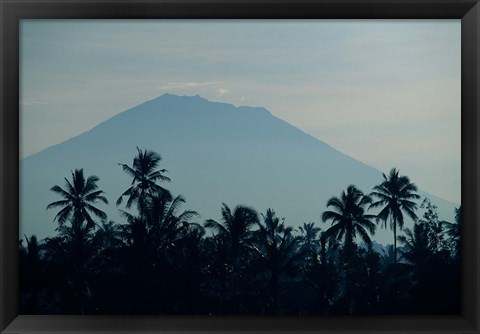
161 81 222 90
160 81 230 98
216 88 230 96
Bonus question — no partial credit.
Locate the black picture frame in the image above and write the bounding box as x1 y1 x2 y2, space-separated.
1 0 479 333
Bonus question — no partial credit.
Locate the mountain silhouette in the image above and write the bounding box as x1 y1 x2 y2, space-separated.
20 93 457 244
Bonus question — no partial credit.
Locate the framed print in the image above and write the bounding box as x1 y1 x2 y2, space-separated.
1 0 479 333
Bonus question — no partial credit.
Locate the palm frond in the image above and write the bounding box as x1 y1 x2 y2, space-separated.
85 203 107 220
84 190 108 204
355 224 373 247
53 205 72 224
46 199 70 210
357 218 376 234
49 185 72 199
83 175 100 194
325 196 344 212
321 210 343 224
178 210 200 222
205 219 228 235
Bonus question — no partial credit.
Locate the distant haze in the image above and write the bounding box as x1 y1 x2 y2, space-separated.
20 20 460 204
20 94 458 246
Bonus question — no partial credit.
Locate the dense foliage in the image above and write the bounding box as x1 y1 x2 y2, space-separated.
19 148 461 315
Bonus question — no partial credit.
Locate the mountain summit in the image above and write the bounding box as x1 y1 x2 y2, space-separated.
20 94 457 244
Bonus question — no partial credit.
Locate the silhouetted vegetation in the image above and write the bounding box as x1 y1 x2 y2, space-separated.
19 149 461 315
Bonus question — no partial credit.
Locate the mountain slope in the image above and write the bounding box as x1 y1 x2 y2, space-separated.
20 94 458 245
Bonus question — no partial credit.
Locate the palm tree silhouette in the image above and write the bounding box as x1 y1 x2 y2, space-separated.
94 220 126 250
205 203 259 262
205 203 259 311
322 185 376 256
298 222 321 254
119 193 199 313
370 168 420 263
254 209 301 313
397 223 431 265
121 194 198 250
144 194 199 252
116 148 172 216
321 186 375 313
46 169 108 229
45 169 109 313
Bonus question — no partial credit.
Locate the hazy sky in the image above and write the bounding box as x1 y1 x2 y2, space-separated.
20 20 461 203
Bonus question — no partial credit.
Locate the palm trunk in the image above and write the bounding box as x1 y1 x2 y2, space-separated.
345 229 354 261
320 238 326 264
393 217 397 263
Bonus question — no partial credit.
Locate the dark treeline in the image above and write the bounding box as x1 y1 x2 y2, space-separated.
20 148 461 315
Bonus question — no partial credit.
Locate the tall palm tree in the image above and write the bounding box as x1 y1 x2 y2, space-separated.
298 222 321 254
46 169 108 229
205 203 259 311
116 148 172 216
120 193 199 313
46 169 108 313
94 220 126 250
121 194 199 252
370 168 420 263
145 194 199 252
254 209 301 313
205 203 259 262
322 185 376 312
397 223 431 265
322 185 376 256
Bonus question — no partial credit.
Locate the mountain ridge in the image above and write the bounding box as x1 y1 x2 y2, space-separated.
20 94 459 245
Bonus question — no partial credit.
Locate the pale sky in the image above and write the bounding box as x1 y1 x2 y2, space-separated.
20 20 461 203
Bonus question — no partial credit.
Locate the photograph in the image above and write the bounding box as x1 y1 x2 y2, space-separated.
19 19 461 315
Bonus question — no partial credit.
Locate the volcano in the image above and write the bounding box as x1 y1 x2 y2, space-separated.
20 94 457 244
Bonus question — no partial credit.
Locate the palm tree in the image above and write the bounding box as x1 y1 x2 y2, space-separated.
321 186 376 313
322 185 376 256
177 222 206 262
254 209 301 313
121 194 198 248
116 147 172 216
398 217 461 314
205 203 259 262
94 220 126 250
124 193 199 313
370 168 420 263
298 222 321 254
45 169 108 313
144 194 199 252
397 223 431 265
205 203 259 311
46 169 108 229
